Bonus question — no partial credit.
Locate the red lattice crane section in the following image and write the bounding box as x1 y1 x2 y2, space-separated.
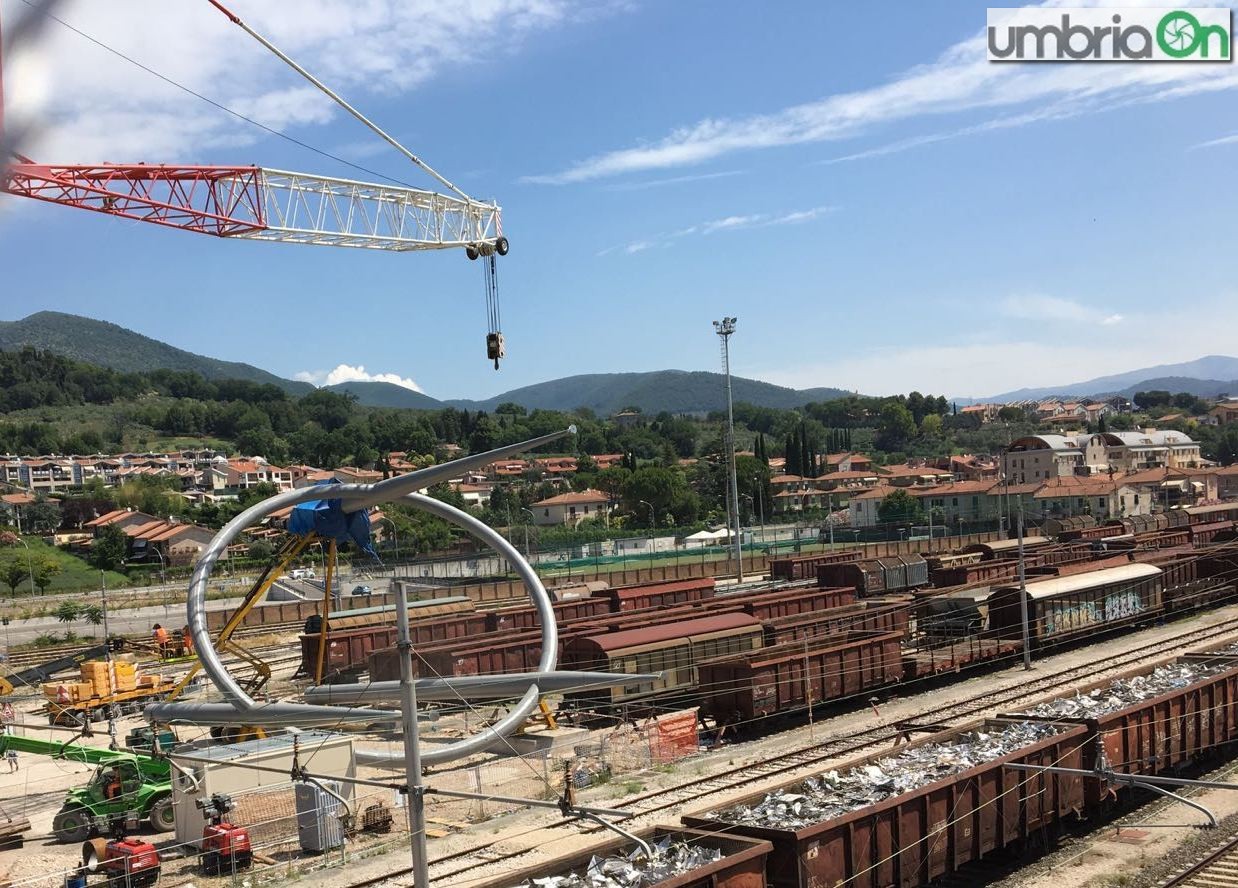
4 162 266 237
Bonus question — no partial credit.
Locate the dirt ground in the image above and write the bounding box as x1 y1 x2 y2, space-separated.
5 603 1238 888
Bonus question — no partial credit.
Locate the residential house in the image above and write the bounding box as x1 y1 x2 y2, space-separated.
876 463 954 487
86 509 161 535
453 482 493 508
914 480 1001 527
1217 465 1238 501
531 489 611 526
0 492 35 530
1031 476 1150 521
611 411 642 429
1002 435 1088 483
1210 400 1238 426
959 404 1000 424
334 466 383 484
822 453 874 473
1099 430 1203 471
1121 465 1216 509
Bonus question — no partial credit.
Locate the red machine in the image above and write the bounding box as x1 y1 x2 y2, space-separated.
81 818 161 888
196 794 252 875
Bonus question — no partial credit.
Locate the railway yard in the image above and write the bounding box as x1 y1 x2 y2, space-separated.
6 506 1238 888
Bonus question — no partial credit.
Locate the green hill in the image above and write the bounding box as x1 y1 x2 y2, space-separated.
0 312 312 395
323 380 445 410
448 370 852 415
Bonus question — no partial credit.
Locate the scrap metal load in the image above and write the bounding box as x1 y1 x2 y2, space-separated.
518 837 721 888
709 720 1063 830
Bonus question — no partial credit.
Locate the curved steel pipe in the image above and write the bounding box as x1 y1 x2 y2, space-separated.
150 429 572 765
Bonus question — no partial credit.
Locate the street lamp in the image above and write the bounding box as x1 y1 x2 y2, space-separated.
13 537 35 598
520 508 535 559
638 499 655 559
713 316 743 582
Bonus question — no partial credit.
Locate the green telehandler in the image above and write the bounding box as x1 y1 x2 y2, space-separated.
0 734 175 842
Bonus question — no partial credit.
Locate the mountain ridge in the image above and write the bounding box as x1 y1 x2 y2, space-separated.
971 355 1238 402
0 311 313 395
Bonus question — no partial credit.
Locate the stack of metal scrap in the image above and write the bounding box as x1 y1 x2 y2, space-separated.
521 837 721 888
1022 657 1236 721
713 721 1061 830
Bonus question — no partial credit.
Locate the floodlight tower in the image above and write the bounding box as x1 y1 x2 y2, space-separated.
713 317 743 583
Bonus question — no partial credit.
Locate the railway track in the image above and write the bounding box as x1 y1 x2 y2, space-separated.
1159 832 1238 887
359 611 1238 887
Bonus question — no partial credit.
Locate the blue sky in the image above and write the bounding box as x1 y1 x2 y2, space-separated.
1 0 1236 400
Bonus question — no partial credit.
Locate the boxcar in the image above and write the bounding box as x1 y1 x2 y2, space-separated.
300 611 490 678
303 596 475 634
683 717 1088 888
700 630 904 722
817 560 886 595
731 585 856 620
484 596 611 632
1185 502 1238 525
962 536 1052 560
762 602 909 646
987 562 1163 646
601 578 717 612
768 549 862 582
561 612 763 707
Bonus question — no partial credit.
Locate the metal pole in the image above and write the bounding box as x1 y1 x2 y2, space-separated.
1016 509 1032 671
804 637 814 740
17 538 34 598
714 317 743 583
394 581 430 887
100 571 117 749
640 500 655 561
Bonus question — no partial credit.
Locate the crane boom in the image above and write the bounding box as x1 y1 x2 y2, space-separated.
4 162 500 251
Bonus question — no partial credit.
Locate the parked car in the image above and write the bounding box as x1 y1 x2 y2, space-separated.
289 568 317 580
351 585 372 596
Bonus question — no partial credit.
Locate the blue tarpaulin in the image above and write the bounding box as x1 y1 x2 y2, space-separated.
288 479 378 558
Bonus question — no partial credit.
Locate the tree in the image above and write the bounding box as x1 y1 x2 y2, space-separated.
82 604 104 626
919 414 943 437
0 559 29 597
247 540 274 561
24 501 62 535
1213 427 1238 466
876 402 917 452
32 558 62 594
89 525 128 572
1133 390 1172 410
1097 414 1108 434
56 600 81 623
621 466 687 524
495 402 527 416
877 489 924 524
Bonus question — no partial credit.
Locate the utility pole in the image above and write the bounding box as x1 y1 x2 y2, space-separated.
714 317 743 583
394 581 430 887
1016 508 1032 671
100 571 118 749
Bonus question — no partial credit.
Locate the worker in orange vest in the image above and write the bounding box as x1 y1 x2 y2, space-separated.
103 768 123 800
152 624 170 657
181 625 194 656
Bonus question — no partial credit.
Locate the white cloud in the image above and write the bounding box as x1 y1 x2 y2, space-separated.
603 170 744 191
524 1 1238 184
1000 293 1123 325
761 291 1238 397
295 364 423 392
599 205 835 256
1192 132 1238 150
2 0 604 166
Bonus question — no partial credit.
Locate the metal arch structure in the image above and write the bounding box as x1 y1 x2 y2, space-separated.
146 428 574 766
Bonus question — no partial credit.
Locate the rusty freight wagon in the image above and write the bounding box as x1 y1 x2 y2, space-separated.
485 596 612 632
699 630 904 722
499 827 772 888
561 613 764 708
683 717 1087 888
817 560 887 596
768 549 862 582
730 585 856 620
300 611 490 678
762 601 909 646
987 563 1163 647
601 578 718 612
1007 646 1238 807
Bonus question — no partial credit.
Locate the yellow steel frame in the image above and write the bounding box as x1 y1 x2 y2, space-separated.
313 540 338 685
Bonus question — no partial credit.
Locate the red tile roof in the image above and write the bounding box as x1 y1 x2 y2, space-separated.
532 489 610 506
